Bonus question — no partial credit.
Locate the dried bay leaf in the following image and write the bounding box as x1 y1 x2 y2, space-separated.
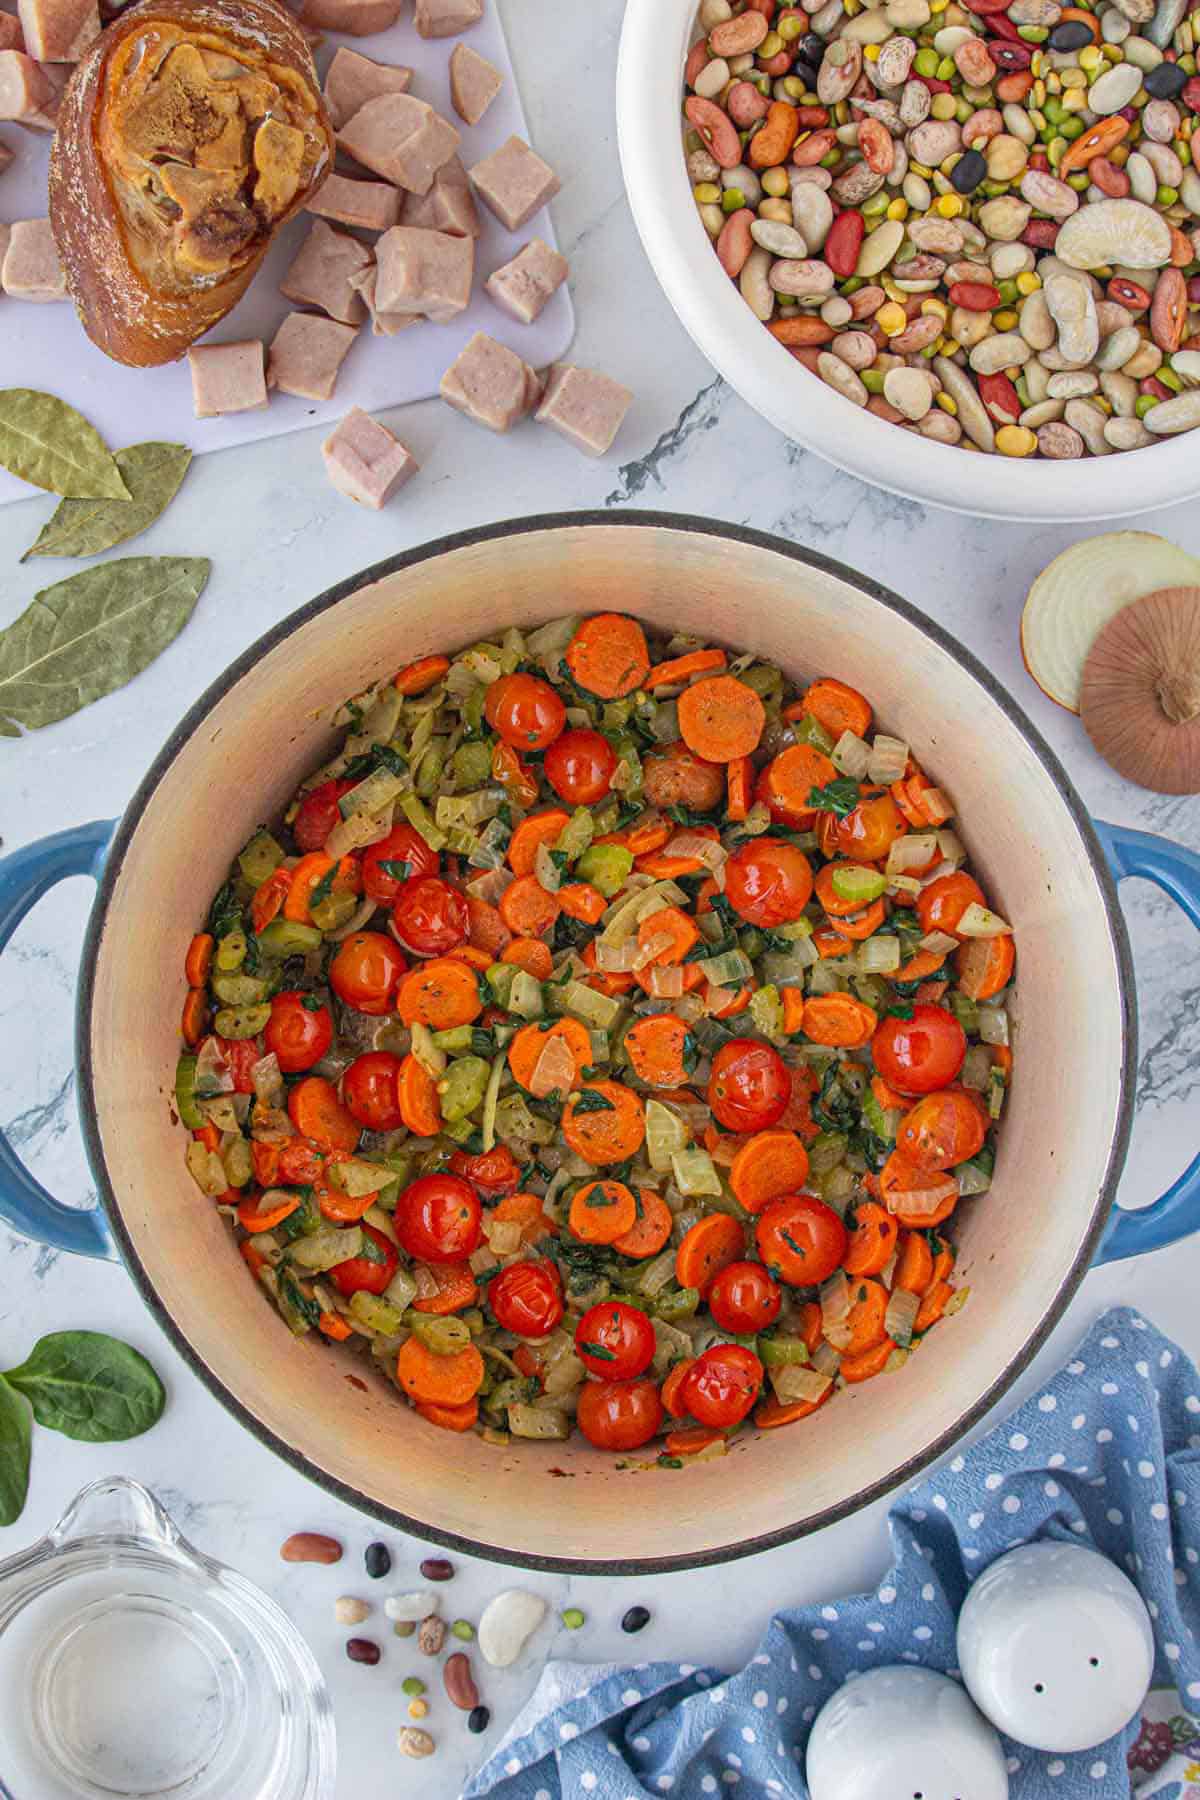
22 443 193 561
0 556 210 737
0 389 129 499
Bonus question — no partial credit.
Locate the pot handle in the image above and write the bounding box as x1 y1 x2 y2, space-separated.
0 821 120 1262
1093 820 1200 1267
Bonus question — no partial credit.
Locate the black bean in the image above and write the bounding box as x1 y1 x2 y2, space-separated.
621 1606 651 1635
364 1541 391 1579
800 33 825 65
791 59 819 89
467 1705 491 1734
1144 61 1188 99
420 1557 455 1581
1047 20 1092 50
950 149 987 195
346 1637 381 1665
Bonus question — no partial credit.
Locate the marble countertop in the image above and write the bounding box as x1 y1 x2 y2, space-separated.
1 2 1198 1793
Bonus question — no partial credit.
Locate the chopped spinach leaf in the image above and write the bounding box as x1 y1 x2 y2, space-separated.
807 778 861 818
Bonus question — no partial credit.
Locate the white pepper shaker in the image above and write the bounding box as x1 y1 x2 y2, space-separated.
806 1664 1010 1800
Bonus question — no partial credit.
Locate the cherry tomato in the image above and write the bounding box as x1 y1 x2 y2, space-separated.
395 1173 482 1264
707 1038 791 1133
342 1051 405 1131
199 1035 262 1093
262 991 333 1073
329 1221 399 1297
576 1377 664 1452
724 837 814 927
755 1195 848 1286
916 871 986 941
543 728 618 805
293 778 354 853
575 1301 656 1380
706 1261 783 1336
835 788 905 860
484 673 566 752
391 876 469 958
449 1145 523 1199
362 823 440 906
897 1089 986 1171
328 931 407 1015
872 1003 966 1096
683 1343 764 1429
488 1259 564 1338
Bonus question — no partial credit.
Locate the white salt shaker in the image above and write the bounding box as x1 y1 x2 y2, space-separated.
806 1664 1010 1800
957 1540 1155 1753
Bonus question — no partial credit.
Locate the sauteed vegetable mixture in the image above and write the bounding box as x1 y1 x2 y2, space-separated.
176 614 1015 1458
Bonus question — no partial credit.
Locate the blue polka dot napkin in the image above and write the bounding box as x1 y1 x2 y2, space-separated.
465 1307 1200 1800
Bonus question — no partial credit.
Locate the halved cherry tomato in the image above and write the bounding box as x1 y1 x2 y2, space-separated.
707 1039 791 1133
835 788 905 860
484 673 566 751
391 877 469 958
683 1343 763 1428
395 1173 482 1264
575 1301 656 1380
263 991 332 1074
755 1195 848 1286
362 824 440 906
293 778 354 853
576 1377 663 1452
871 1003 966 1097
198 1035 261 1093
543 729 618 805
723 837 814 927
487 1259 564 1338
328 1222 398 1297
342 1051 405 1131
707 1261 783 1335
916 872 986 941
449 1144 522 1199
897 1090 987 1171
328 931 407 1015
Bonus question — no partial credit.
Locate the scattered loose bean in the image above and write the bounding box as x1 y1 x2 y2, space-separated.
346 1637 381 1665
397 1727 435 1759
622 1606 652 1634
364 1542 391 1580
562 1608 587 1630
420 1558 455 1583
281 1533 342 1564
419 1614 448 1656
408 1698 429 1720
468 1706 491 1735
452 1619 477 1641
478 1590 549 1668
385 1591 440 1623
393 1621 417 1639
335 1596 371 1626
444 1652 481 1711
402 1676 427 1697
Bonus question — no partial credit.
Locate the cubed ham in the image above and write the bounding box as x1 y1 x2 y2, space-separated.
299 0 401 37
17 0 97 61
414 0 482 37
1 215 65 298
535 364 633 458
323 47 411 131
374 225 473 323
486 237 568 326
440 331 540 434
268 312 359 401
323 407 418 508
187 341 268 418
0 48 50 121
400 153 479 239
0 13 24 49
338 92 459 197
306 171 401 233
468 135 559 233
280 219 371 326
348 263 416 336
449 42 501 126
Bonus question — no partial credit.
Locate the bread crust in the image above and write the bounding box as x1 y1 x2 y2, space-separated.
49 0 333 366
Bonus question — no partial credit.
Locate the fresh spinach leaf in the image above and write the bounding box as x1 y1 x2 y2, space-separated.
0 1375 31 1525
807 778 861 818
571 1088 616 1114
2 1331 165 1444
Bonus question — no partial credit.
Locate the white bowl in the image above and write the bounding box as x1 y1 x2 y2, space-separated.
616 0 1200 523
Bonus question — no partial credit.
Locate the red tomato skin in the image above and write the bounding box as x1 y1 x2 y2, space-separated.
488 1260 565 1338
342 1051 405 1131
706 1262 783 1335
835 790 904 860
873 1003 967 1096
576 1378 664 1452
724 838 815 927
362 825 440 906
262 992 333 1073
574 1302 657 1380
329 1222 399 1297
396 1173 482 1264
449 1146 522 1199
684 1343 764 1428
328 932 407 1016
897 1090 987 1171
484 673 567 752
391 877 470 958
916 872 986 941
707 1039 791 1133
543 729 618 805
755 1196 848 1286
199 1036 262 1093
293 779 354 853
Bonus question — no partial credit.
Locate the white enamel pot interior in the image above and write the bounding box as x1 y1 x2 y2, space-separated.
616 0 1200 524
81 515 1131 1571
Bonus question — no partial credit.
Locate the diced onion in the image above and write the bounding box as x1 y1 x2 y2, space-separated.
484 1217 523 1255
696 949 754 987
250 1052 283 1109
957 1159 992 1197
410 1021 446 1078
919 930 959 956
770 1364 833 1405
195 1037 234 1097
529 1032 578 1099
832 730 871 779
646 1098 690 1172
867 734 910 785
467 864 516 903
820 1269 850 1329
857 934 901 975
671 1147 722 1196
562 981 622 1029
526 614 580 658
919 787 955 825
811 1340 841 1379
664 831 727 875
595 938 641 972
634 931 675 971
887 875 922 897
635 879 689 918
886 832 939 876
957 902 1013 939
978 1005 1010 1047
961 1044 993 1091
882 1173 958 1217
885 1285 920 1348
935 829 966 868
807 959 848 996
565 706 591 728
534 841 563 894
508 971 545 1020
649 964 685 998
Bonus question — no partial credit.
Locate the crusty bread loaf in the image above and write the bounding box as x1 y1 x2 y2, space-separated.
49 0 333 366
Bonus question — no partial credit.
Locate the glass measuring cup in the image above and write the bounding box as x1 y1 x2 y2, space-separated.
0 1476 336 1800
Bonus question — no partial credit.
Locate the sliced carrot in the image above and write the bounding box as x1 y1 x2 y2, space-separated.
888 1185 959 1234
394 654 450 695
676 674 765 764
318 1310 354 1341
288 1076 360 1152
754 1389 832 1428
661 1357 697 1418
181 988 208 1047
558 881 606 925
637 905 700 965
955 933 1015 1002
813 924 853 959
448 943 493 973
797 1300 824 1353
494 1189 557 1243
618 813 672 857
492 741 540 809
467 894 513 958
710 980 754 1020
415 1395 479 1432
412 1261 478 1314
237 1190 301 1232
931 1242 956 1284
508 810 571 877
397 958 483 1029
252 1142 281 1187
730 1129 810 1215
398 1052 443 1135
635 824 721 880
801 994 878 1048
814 862 879 920
801 678 873 743
665 1427 724 1457
624 1015 692 1089
871 1074 908 1113
893 1229 934 1296
508 1017 592 1092
501 937 554 979
644 647 728 689
568 1178 638 1244
185 932 214 987
826 899 888 942
842 1277 889 1355
581 939 636 997
499 874 561 940
675 1213 745 1293
758 742 838 826
284 852 333 923
781 987 806 1036
316 1184 377 1223
562 1082 646 1165
278 1138 328 1184
251 867 292 934
894 947 946 982
564 612 650 699
612 1188 673 1258
840 1336 896 1383
915 1280 954 1332
397 1337 485 1407
726 755 753 823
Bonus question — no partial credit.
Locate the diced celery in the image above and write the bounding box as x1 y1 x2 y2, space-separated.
238 830 284 887
433 1025 476 1053
485 962 518 1008
215 930 247 972
493 1090 556 1147
654 1286 699 1323
831 864 888 904
791 713 835 754
749 984 786 1042
561 981 622 1030
632 1249 678 1297
759 1334 810 1367
480 1049 507 1152
276 1273 320 1336
398 792 448 851
555 807 596 862
696 949 754 987
439 1055 490 1123
211 972 269 1007
384 1267 419 1314
348 1291 404 1334
948 990 979 1037
414 744 446 799
508 971 544 1020
340 768 409 819
174 1055 203 1130
507 1404 570 1440
576 843 635 897
407 1312 473 1355
452 741 494 789
288 1225 364 1272
221 1136 253 1188
808 1131 847 1175
436 788 505 828
256 918 323 957
861 1089 898 1143
213 1003 271 1040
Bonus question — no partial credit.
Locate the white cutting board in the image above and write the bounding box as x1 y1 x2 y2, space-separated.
0 4 574 504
